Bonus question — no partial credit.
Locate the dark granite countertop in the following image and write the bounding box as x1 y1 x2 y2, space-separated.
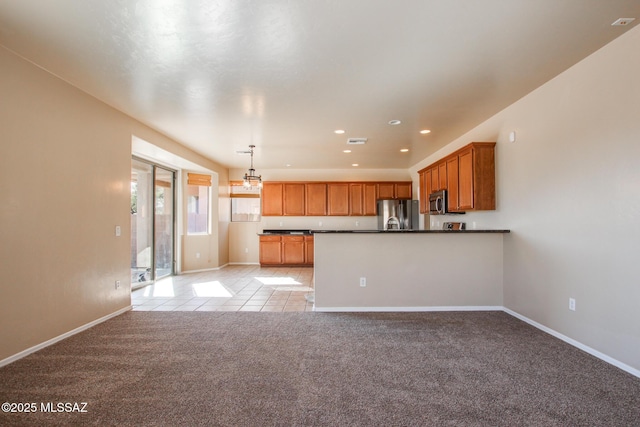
310 229 510 234
258 229 312 236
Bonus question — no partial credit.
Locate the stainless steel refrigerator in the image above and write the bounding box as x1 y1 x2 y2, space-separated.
377 200 419 230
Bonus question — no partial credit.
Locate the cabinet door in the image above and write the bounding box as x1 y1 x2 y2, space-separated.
304 235 314 265
395 182 412 199
305 183 327 216
458 148 474 210
446 156 460 211
328 183 350 215
282 236 305 264
419 171 430 213
283 183 305 216
259 236 282 264
349 184 364 216
363 183 378 215
438 162 447 190
377 183 395 199
430 167 439 191
261 183 283 216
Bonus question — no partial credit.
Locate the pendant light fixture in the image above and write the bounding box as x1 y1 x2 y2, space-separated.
242 145 262 188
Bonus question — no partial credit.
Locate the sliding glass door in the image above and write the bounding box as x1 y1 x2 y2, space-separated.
154 167 174 280
131 158 175 288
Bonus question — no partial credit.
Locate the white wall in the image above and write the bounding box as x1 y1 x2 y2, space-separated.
410 25 640 372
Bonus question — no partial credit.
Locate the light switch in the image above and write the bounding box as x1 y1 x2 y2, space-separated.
115 225 121 237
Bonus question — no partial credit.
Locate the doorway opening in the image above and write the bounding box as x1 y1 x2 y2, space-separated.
131 157 176 289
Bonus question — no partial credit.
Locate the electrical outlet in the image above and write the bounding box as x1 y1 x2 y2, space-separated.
196 252 200 259
569 298 576 311
355 221 360 227
359 277 366 287
115 225 121 237
245 248 249 253
115 280 121 289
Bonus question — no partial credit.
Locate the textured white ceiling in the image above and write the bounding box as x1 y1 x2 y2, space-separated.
1 1 639 169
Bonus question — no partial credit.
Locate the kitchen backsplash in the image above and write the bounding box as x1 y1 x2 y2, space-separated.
261 216 378 231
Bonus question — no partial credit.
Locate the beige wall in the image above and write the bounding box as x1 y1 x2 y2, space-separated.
410 25 640 372
0 46 227 362
2 22 639 375
314 233 504 310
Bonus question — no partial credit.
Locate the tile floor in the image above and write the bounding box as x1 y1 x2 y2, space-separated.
131 265 315 312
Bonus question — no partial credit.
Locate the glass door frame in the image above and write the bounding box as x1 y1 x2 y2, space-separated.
131 156 177 289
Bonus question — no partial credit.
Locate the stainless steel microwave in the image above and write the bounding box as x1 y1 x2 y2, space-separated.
428 190 447 215
429 189 465 215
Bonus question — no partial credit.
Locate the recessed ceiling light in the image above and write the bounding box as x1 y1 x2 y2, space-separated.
334 129 346 134
388 120 402 126
343 149 352 153
420 129 431 134
352 163 359 167
400 148 409 152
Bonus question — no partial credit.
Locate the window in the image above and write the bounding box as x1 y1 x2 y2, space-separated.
187 173 211 234
231 181 261 222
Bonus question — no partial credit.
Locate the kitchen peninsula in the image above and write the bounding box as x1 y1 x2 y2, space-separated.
311 229 510 312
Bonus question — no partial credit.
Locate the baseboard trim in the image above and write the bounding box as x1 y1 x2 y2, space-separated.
0 306 132 368
313 306 503 312
228 262 260 266
180 264 229 274
503 308 640 379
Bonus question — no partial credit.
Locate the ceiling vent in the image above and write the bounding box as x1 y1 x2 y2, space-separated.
347 137 368 145
612 18 635 26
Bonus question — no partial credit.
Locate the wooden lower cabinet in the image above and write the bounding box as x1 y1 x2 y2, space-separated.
304 235 314 265
282 236 305 264
259 234 314 266
259 235 282 265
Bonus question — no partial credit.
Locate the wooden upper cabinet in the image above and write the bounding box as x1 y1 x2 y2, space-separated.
438 162 447 191
417 141 495 213
377 182 413 200
328 183 350 216
283 183 305 216
305 183 327 216
430 167 439 191
261 182 283 216
446 156 460 212
363 183 378 215
459 142 495 211
349 184 364 216
419 169 433 213
377 183 395 199
261 180 411 216
395 182 412 199
458 147 474 210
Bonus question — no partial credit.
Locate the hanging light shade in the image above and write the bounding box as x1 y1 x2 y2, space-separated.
242 145 262 188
